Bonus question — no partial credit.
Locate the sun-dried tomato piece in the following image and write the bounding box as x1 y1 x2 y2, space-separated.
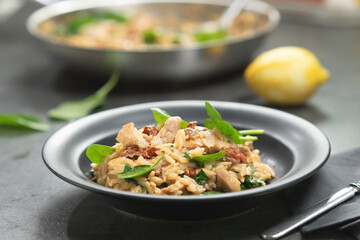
141 146 158 159
220 148 248 165
142 125 159 136
121 146 141 159
187 121 197 129
184 168 201 178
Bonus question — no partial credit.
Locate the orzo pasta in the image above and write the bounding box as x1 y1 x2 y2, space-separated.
88 102 275 195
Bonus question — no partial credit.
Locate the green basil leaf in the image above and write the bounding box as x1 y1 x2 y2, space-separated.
194 169 209 185
117 157 162 179
205 102 242 144
202 190 223 195
86 144 115 164
48 71 119 121
151 108 188 129
0 114 49 131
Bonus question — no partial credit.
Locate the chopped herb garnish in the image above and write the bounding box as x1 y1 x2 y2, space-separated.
48 71 119 121
142 186 147 194
202 190 223 195
117 157 161 179
0 114 49 131
151 108 188 129
86 144 115 164
161 150 165 154
194 170 209 185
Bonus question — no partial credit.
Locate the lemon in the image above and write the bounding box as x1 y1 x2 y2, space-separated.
244 46 330 105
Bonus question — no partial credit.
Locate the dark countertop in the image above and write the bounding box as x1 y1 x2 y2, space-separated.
1 2 359 240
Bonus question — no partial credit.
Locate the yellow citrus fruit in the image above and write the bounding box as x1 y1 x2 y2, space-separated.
244 46 330 105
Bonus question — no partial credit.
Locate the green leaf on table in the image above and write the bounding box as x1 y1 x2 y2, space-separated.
117 157 162 179
194 169 209 185
183 149 225 168
0 114 49 131
151 108 188 129
86 144 115 164
48 71 119 121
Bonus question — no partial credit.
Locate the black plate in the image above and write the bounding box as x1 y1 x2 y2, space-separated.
42 100 330 220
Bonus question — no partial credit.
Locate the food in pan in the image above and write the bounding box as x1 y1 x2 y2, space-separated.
38 9 267 50
87 102 275 195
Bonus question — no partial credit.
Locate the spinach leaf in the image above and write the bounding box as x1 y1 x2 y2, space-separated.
143 29 158 44
202 190 223 195
151 108 188 129
183 149 192 160
66 13 96 35
205 118 264 142
62 12 128 35
117 157 162 179
183 149 225 168
244 175 263 188
194 169 209 185
205 102 243 144
100 11 127 22
239 129 264 135
242 163 263 188
158 182 168 189
194 30 228 42
0 114 49 131
203 118 216 129
192 152 226 165
126 178 138 185
48 71 119 121
86 144 115 164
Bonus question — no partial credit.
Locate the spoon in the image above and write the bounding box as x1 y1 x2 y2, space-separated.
200 0 250 32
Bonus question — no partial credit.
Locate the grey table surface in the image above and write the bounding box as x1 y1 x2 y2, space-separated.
1 1 359 240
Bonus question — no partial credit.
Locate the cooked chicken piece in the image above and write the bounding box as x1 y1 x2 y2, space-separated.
215 168 241 192
205 129 233 151
151 117 182 145
116 122 149 149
